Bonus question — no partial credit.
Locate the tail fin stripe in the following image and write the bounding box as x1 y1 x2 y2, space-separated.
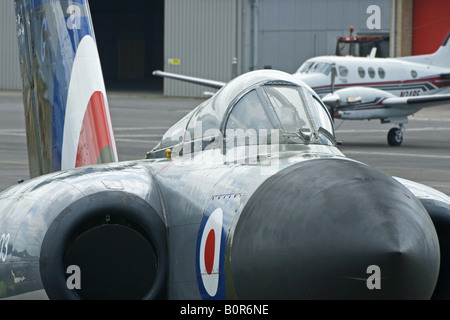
76 91 117 167
61 35 115 170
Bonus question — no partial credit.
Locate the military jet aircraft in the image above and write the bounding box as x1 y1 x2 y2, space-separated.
2 0 450 300
155 33 450 146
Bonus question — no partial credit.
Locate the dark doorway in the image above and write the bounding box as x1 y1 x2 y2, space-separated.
89 0 164 93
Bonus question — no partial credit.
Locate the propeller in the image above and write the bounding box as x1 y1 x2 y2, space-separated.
329 63 337 121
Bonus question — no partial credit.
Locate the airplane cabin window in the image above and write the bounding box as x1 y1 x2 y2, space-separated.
358 67 365 78
338 66 348 77
411 70 418 78
378 67 385 79
368 67 375 78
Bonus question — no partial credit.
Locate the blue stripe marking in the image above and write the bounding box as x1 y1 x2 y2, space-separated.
29 0 87 11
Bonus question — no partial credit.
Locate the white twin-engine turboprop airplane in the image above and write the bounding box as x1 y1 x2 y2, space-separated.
154 33 450 146
294 33 450 146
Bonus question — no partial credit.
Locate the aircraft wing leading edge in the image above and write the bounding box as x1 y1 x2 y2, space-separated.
152 70 226 89
383 94 450 109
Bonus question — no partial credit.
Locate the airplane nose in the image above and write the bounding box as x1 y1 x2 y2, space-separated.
230 159 440 299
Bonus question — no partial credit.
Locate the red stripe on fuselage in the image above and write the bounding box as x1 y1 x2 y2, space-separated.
313 75 450 91
76 91 115 167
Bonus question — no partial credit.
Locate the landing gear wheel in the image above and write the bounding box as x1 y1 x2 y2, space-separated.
387 127 403 146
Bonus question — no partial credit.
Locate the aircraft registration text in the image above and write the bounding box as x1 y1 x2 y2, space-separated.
400 90 421 97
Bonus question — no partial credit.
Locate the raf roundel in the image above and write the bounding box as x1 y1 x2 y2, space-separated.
198 208 223 298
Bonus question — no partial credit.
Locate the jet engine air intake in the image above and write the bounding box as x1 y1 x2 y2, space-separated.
39 192 167 300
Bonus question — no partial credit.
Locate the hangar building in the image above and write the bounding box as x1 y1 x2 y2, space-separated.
0 0 449 97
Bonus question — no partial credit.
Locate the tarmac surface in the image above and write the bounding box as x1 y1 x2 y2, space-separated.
0 90 449 196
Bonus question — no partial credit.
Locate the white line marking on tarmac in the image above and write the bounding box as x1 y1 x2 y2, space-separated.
115 139 159 144
114 126 168 131
344 150 450 160
115 134 163 138
337 127 450 133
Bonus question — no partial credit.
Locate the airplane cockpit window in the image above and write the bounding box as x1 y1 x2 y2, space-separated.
296 61 332 76
151 70 337 159
223 82 336 148
225 90 274 132
297 61 314 74
159 109 193 149
263 85 311 133
185 98 220 142
311 62 332 75
262 84 335 146
309 96 335 143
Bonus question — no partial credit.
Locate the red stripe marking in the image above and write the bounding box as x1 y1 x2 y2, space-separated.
76 91 115 167
312 75 449 90
204 229 215 275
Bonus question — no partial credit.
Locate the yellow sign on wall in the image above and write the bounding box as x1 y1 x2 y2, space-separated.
168 59 181 65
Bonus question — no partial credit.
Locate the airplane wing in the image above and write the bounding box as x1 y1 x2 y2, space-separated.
322 86 450 110
152 70 226 89
382 94 450 109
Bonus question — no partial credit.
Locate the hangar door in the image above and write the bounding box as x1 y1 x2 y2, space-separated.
89 0 164 92
413 0 450 54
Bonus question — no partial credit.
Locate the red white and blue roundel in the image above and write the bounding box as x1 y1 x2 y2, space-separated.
196 208 226 299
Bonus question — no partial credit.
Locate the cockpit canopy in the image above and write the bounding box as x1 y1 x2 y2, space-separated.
149 70 336 158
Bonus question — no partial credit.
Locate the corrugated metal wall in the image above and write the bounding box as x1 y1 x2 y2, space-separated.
164 0 241 97
256 0 391 73
0 1 22 91
163 0 391 97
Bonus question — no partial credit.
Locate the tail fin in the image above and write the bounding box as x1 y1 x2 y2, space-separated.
397 32 450 69
15 0 118 178
429 32 450 68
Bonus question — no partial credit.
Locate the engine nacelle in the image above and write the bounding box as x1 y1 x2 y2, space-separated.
0 162 168 300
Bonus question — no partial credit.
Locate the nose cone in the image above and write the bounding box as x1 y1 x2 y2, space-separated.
230 159 440 299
